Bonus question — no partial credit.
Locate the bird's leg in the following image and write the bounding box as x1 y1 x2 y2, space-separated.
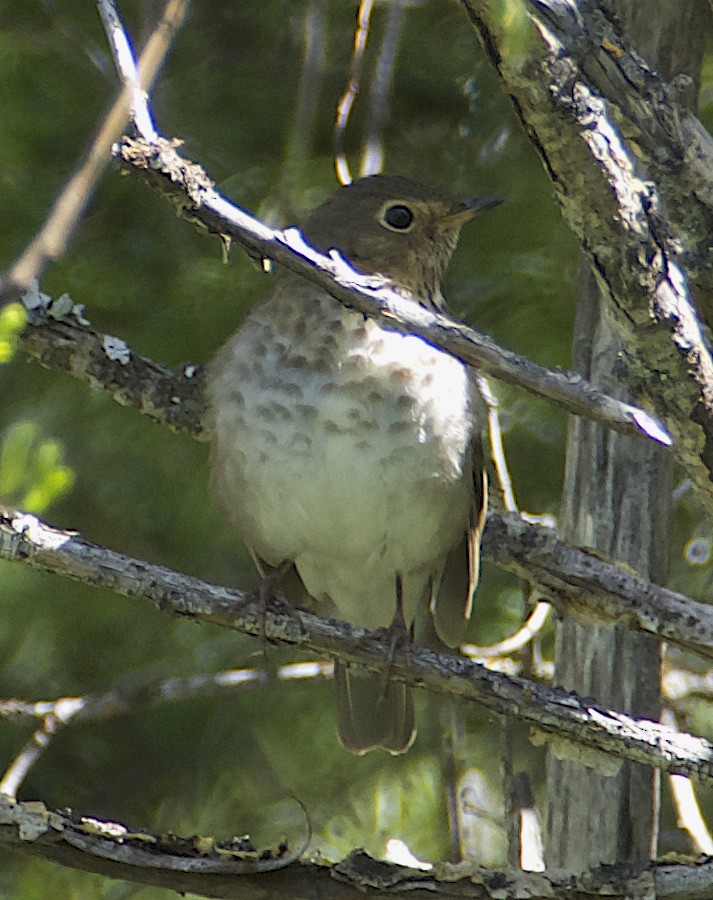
252 555 293 643
379 573 412 693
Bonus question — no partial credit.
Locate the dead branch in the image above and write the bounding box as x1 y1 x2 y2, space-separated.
2 508 713 783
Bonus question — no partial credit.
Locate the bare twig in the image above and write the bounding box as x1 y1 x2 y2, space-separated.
264 0 327 223
96 0 158 140
0 716 63 800
334 0 375 185
0 662 332 796
113 134 670 447
0 0 188 304
360 0 404 176
2 509 713 782
0 661 333 730
462 601 552 660
477 375 520 514
662 710 713 855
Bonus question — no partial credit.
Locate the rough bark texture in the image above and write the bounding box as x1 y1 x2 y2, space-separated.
4 509 713 782
460 0 713 512
546 267 670 866
546 1 704 870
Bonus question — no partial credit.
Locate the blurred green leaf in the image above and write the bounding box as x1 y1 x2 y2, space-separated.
0 421 75 512
0 303 27 364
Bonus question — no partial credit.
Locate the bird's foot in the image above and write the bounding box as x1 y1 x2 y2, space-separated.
254 559 293 643
374 574 411 695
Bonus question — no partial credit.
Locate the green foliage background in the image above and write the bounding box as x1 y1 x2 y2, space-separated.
0 2 710 897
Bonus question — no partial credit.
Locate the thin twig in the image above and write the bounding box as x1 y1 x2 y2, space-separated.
334 0 374 185
0 715 62 800
0 661 332 796
0 661 333 729
462 601 552 660
477 375 520 514
359 0 404 176
0 0 188 304
662 709 713 855
96 0 158 140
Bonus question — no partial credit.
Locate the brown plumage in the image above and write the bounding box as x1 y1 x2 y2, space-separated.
207 175 496 753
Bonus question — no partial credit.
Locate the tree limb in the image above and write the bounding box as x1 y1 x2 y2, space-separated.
19 290 206 438
110 134 669 447
4 794 713 897
482 513 713 659
460 0 713 509
2 508 713 783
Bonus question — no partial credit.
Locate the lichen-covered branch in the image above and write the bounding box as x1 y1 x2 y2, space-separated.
460 0 713 509
2 508 713 782
19 298 206 438
0 796 310 896
4 797 713 897
111 134 669 446
529 0 713 297
483 514 713 658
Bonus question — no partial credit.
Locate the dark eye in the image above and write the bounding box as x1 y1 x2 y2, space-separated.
383 204 414 230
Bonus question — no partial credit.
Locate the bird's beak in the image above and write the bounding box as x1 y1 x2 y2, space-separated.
443 195 504 225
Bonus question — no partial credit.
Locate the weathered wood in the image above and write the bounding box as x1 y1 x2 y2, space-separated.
546 2 705 870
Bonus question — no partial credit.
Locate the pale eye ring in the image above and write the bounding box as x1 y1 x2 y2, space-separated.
382 204 414 231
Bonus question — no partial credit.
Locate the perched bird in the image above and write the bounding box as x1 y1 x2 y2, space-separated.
207 175 497 754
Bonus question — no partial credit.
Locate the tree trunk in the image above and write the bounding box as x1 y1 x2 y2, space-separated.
545 0 705 870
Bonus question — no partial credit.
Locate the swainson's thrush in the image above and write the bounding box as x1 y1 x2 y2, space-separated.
208 175 497 753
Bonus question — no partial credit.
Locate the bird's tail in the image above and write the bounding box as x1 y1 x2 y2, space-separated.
334 661 415 755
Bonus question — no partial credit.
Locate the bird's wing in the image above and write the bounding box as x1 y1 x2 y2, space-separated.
429 438 488 648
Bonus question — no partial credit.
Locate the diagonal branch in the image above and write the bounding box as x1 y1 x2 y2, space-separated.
12 294 713 660
2 508 713 783
0 0 188 304
460 0 713 508
35 136 658 448
19 292 206 438
18 276 667 446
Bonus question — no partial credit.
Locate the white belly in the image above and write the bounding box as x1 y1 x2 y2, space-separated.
208 286 478 629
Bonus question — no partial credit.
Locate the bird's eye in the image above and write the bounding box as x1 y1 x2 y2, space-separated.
382 204 414 231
